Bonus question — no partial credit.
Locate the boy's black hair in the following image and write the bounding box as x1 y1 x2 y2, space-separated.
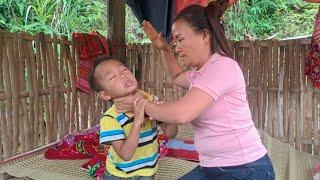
88 55 115 92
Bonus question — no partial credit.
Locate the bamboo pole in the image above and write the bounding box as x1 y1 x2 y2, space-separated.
313 92 320 155
52 36 59 139
140 45 147 91
164 52 173 102
42 35 53 143
255 41 263 129
61 36 70 136
46 39 54 140
301 42 313 153
155 48 163 100
0 33 10 159
24 35 36 148
283 41 290 139
261 42 268 132
18 33 30 152
272 40 280 138
266 40 274 135
287 40 296 146
149 46 156 94
28 35 41 147
5 33 20 155
35 33 46 145
246 42 254 124
242 41 249 87
70 38 77 132
54 37 67 139
14 33 25 153
79 92 88 130
293 39 302 150
278 44 285 138
89 94 95 127
2 33 13 157
61 37 72 135
145 46 151 94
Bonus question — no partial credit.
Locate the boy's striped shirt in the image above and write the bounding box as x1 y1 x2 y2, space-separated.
99 92 160 178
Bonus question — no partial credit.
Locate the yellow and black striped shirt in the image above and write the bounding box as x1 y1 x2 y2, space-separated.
99 92 159 178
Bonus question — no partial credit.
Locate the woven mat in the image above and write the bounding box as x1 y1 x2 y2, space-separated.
0 150 90 180
1 124 319 180
0 153 197 180
259 130 320 180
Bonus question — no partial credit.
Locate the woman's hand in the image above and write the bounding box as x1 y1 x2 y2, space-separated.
113 92 144 113
143 20 171 51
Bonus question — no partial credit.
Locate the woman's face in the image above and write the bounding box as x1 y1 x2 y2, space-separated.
172 19 210 68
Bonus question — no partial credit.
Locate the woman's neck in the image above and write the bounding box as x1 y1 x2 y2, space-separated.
196 51 214 70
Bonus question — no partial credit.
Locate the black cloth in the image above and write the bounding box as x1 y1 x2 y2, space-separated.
125 0 174 42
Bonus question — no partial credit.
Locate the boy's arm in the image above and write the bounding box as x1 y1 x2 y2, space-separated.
160 123 178 139
110 123 141 161
111 97 147 161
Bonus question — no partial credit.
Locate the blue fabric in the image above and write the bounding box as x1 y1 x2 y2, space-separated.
180 154 275 180
125 0 174 42
167 139 196 151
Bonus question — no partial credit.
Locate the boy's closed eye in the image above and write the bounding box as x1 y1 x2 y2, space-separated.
121 67 129 72
108 74 115 80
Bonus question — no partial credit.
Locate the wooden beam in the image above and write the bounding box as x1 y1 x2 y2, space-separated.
108 0 126 63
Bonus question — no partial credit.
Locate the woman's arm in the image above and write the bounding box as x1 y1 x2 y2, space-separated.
145 87 214 124
143 21 190 89
160 49 190 89
159 123 178 139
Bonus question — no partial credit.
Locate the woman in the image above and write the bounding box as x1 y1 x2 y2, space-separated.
305 0 320 88
115 1 275 179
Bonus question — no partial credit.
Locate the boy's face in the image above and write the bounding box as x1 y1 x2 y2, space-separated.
95 60 138 100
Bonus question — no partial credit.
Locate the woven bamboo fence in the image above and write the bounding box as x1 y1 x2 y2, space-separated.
0 31 105 160
0 31 319 161
126 37 320 156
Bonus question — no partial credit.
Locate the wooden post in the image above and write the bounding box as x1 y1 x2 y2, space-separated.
108 0 126 62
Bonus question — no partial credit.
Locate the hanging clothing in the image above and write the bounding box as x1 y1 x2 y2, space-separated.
175 0 207 16
305 7 320 88
73 31 110 94
125 0 174 42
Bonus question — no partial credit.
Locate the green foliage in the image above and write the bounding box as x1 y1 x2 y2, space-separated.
0 0 318 42
224 0 318 40
125 5 150 44
0 0 107 37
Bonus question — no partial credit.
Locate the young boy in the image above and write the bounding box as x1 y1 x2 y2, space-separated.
88 56 178 179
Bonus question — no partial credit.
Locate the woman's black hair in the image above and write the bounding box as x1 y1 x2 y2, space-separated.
173 0 232 58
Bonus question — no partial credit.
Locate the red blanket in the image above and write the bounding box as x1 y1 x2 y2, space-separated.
44 125 109 178
44 126 198 179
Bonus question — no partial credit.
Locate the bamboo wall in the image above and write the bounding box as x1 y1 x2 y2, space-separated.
0 32 104 160
0 31 319 160
127 37 320 155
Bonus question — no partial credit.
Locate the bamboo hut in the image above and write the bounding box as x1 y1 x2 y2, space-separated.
0 1 320 180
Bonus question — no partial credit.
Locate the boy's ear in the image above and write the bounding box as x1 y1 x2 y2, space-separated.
98 91 112 101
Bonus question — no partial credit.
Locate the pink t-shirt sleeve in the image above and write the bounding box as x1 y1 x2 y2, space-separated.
188 58 238 101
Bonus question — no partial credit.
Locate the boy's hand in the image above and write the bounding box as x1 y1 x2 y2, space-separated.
143 20 171 51
133 97 149 126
